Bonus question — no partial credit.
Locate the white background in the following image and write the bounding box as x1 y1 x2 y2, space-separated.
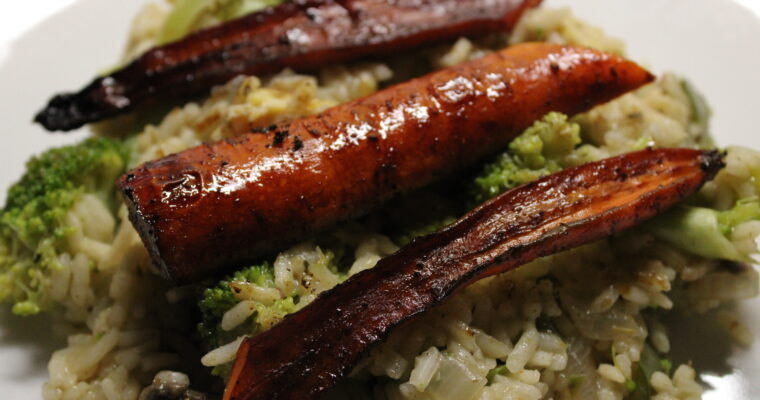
0 0 759 398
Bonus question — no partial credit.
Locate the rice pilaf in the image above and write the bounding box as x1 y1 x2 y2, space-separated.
5 3 757 400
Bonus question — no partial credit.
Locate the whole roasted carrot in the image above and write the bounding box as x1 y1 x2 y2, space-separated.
119 43 654 283
224 148 724 400
35 0 542 131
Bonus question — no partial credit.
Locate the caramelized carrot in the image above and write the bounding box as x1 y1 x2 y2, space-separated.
35 0 542 131
224 148 723 400
119 43 654 282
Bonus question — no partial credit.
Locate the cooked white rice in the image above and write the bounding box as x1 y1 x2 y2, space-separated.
34 4 759 400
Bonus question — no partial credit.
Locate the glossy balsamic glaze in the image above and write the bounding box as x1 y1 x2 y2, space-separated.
35 0 542 131
119 43 655 282
224 148 724 400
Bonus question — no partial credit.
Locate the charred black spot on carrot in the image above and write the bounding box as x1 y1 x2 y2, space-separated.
272 130 289 147
292 136 304 151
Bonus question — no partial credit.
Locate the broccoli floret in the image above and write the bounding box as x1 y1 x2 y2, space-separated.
388 113 583 244
648 197 760 262
199 247 347 346
197 261 309 376
199 263 275 349
472 112 581 204
0 137 130 315
198 284 239 347
199 247 351 378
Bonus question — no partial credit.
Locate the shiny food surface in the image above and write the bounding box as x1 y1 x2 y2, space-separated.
34 0 542 131
120 43 655 282
224 148 725 400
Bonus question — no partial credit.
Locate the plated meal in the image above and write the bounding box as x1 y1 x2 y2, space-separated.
1 1 758 399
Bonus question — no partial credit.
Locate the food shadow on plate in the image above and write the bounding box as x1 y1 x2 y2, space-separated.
0 306 65 381
665 306 740 387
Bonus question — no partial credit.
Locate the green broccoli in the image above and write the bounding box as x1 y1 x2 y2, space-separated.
471 112 581 204
0 137 129 315
389 112 584 244
199 248 340 377
647 197 760 262
199 262 281 350
198 112 583 340
159 0 285 44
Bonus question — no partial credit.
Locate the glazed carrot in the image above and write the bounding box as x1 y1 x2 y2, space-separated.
119 43 654 282
224 148 724 400
35 0 542 131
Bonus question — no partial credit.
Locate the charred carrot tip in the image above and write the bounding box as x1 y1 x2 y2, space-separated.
699 149 726 175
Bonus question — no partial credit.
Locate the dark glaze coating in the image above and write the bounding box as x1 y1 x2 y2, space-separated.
119 43 654 283
35 0 542 131
223 148 724 400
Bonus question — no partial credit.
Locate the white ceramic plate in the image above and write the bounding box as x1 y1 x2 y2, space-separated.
0 0 758 398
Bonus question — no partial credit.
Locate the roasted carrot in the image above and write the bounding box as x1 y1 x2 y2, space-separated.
35 0 542 131
119 43 654 282
224 148 723 400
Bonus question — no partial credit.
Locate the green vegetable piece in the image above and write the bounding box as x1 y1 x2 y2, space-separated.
486 365 509 385
159 0 213 44
396 112 582 245
218 0 283 21
648 198 760 262
198 262 275 349
568 375 585 393
472 112 580 203
660 359 673 376
159 0 284 44
11 301 41 316
198 248 338 378
629 343 673 400
0 137 129 315
632 135 655 151
533 28 546 41
717 197 760 235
